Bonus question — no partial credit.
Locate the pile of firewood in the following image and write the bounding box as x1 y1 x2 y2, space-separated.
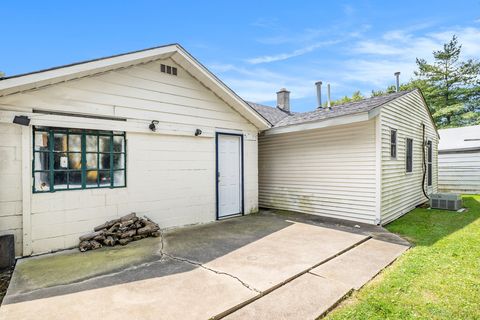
78 213 160 252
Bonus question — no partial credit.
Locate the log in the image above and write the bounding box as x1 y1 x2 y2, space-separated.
94 219 119 232
132 234 147 241
79 213 160 251
118 237 133 245
120 229 136 239
104 236 116 246
79 230 105 242
120 213 136 222
79 241 92 252
90 240 102 250
137 223 159 235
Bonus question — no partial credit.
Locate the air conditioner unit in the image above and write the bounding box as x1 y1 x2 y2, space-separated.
430 193 462 211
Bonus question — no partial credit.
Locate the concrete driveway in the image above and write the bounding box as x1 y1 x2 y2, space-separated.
0 210 409 320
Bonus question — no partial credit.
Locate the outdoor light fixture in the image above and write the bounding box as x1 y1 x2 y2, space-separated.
13 115 30 126
195 129 202 136
149 120 159 132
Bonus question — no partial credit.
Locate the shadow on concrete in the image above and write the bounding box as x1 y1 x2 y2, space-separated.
3 210 404 305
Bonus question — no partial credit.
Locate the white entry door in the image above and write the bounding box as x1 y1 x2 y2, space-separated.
217 133 243 218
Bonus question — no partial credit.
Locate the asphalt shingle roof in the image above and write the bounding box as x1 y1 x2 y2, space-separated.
247 101 290 125
250 90 415 128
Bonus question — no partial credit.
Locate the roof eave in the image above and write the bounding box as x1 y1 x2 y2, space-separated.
0 44 270 130
263 111 371 136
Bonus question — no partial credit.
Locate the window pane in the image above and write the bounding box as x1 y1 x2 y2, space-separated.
69 171 82 189
99 154 111 169
113 153 124 169
86 135 97 152
113 170 125 187
68 134 82 152
34 131 49 151
34 172 50 191
54 133 68 152
86 153 98 169
53 171 68 190
99 136 111 152
68 153 82 170
99 171 111 187
54 153 68 169
34 152 49 171
86 170 98 188
113 136 125 152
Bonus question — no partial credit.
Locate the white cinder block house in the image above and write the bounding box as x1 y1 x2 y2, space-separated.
0 44 439 257
438 125 480 194
0 44 270 256
251 88 439 225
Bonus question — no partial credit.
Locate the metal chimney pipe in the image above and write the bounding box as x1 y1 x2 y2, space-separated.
315 81 322 109
327 83 331 109
394 72 400 92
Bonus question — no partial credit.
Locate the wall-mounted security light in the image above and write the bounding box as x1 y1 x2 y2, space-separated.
195 129 202 136
13 115 30 126
149 120 159 132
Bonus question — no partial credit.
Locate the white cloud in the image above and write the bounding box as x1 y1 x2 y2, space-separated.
210 25 480 110
345 26 480 91
246 41 337 64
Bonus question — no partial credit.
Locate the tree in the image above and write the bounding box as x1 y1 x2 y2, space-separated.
326 90 365 107
371 36 480 128
414 35 480 127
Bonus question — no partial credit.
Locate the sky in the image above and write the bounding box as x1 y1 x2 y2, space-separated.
1 1 479 112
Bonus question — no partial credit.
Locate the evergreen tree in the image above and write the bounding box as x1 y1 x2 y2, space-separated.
415 35 480 127
371 36 480 128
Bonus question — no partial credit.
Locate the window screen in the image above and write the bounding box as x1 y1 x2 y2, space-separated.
406 138 413 173
390 129 397 158
33 127 126 192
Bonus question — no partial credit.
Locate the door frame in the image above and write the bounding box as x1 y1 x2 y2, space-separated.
215 132 244 220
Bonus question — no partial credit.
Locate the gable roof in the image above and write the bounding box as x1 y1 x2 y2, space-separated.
252 90 413 128
438 125 480 152
248 101 290 124
0 44 270 130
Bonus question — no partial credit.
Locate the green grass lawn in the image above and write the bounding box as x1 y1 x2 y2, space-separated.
326 195 480 320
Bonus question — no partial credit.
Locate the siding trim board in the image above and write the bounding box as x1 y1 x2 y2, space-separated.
215 132 245 220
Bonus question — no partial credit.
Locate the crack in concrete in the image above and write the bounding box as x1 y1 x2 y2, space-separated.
158 229 261 293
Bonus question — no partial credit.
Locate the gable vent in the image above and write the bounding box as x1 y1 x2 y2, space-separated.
160 64 177 76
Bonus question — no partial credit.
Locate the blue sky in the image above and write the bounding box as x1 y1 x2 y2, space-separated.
1 1 479 112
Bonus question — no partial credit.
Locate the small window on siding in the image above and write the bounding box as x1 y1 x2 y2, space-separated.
427 140 433 186
406 138 413 173
33 127 126 192
390 129 397 158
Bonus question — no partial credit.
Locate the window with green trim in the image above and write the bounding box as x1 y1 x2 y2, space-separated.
33 127 126 192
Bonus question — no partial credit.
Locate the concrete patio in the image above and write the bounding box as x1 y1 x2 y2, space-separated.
0 210 409 320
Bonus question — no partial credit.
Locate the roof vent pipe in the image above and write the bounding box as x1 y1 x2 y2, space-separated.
327 83 331 109
276 88 290 112
315 81 322 109
394 72 401 92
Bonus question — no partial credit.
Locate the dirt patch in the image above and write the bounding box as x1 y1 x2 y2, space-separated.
0 267 14 305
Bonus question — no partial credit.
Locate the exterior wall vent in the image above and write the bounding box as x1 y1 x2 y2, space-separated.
430 193 462 211
160 64 177 76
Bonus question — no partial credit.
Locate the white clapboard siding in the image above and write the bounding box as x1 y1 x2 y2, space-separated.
438 151 480 194
0 123 23 256
0 57 260 255
380 90 438 224
259 120 378 224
